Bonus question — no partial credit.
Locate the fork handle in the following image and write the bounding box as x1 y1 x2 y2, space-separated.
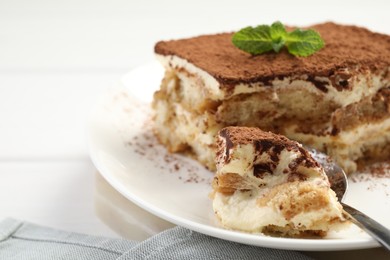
341 202 390 251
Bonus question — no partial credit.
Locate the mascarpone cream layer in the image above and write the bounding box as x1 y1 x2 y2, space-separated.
154 93 390 173
213 187 343 232
216 141 327 189
157 54 389 108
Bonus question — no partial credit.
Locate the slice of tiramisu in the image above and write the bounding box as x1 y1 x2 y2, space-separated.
212 126 345 236
152 22 390 173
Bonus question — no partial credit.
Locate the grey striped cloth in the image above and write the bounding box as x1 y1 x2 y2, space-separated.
0 218 311 259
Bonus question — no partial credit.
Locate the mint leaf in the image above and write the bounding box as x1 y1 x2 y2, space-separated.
232 25 273 55
232 22 325 57
270 21 287 52
285 29 324 57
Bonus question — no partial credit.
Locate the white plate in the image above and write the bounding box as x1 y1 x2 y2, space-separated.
88 61 390 251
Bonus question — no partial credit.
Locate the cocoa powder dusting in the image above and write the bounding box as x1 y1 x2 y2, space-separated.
127 119 211 184
349 161 390 182
351 161 390 197
155 22 390 88
218 126 319 169
110 89 212 185
352 162 390 182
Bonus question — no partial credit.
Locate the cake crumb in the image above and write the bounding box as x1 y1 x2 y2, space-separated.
352 161 390 183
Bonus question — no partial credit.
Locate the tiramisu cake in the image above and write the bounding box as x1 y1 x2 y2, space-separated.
152 22 390 173
212 126 345 236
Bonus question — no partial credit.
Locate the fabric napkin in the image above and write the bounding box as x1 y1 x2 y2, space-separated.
0 218 312 259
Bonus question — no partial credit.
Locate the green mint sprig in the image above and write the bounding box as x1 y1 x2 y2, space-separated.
232 21 324 57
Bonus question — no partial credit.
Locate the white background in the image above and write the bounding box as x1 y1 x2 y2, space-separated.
0 0 389 256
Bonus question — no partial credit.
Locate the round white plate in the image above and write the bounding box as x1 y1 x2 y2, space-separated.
88 61 390 251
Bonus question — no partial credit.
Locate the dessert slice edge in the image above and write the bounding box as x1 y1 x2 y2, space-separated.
212 126 347 237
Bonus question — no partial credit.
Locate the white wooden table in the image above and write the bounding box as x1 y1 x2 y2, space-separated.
1 0 389 258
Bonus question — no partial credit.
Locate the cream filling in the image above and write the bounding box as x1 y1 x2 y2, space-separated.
157 54 222 99
217 143 324 188
157 54 389 107
155 94 390 173
218 144 256 176
339 117 390 144
213 190 288 232
213 183 343 232
286 117 390 146
285 117 390 173
162 102 218 165
173 103 216 146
